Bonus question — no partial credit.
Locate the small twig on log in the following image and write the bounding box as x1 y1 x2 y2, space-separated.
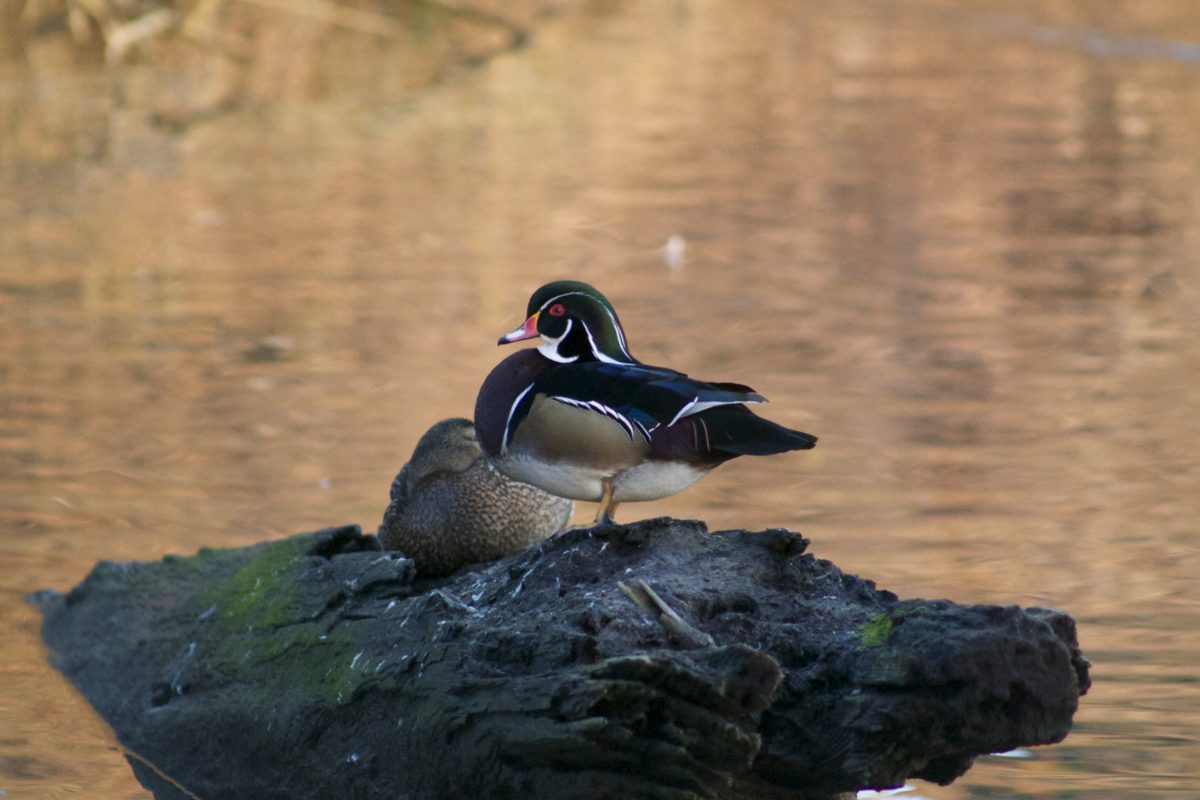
619 579 715 649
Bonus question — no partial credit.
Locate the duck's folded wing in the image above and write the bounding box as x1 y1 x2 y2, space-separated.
533 362 766 441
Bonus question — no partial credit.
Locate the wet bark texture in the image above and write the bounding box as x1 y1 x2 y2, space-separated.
34 519 1090 799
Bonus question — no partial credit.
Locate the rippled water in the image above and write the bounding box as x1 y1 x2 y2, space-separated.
3 1 1198 797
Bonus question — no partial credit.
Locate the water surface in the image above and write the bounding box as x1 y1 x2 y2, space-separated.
2 1 1198 796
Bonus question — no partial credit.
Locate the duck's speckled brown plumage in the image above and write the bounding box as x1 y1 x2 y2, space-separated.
378 418 573 576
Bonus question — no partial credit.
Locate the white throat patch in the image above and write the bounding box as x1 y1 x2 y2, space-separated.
538 319 579 363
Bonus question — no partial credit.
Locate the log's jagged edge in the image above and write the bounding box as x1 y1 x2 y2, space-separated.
33 519 1089 800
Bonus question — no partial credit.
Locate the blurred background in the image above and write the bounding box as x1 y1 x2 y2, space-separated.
2 0 1198 797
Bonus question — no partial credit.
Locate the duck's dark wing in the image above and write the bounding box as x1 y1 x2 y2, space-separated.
681 403 818 456
527 362 766 442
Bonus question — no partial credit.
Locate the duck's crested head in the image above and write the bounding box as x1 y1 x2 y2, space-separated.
499 280 635 365
524 280 615 318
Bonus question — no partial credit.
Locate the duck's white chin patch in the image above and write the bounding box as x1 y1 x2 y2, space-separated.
538 342 577 363
538 320 578 363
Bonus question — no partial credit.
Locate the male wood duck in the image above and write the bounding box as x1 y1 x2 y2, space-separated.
474 280 817 524
378 418 573 576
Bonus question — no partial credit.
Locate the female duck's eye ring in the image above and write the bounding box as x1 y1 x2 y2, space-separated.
548 303 566 317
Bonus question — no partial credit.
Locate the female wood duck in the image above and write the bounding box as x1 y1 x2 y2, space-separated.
474 280 817 524
378 418 573 576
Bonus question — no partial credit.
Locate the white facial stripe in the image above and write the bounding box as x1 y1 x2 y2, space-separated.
610 310 630 354
584 325 631 365
503 383 536 453
539 291 634 363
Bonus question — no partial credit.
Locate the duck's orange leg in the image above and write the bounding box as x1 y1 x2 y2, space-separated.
593 478 620 525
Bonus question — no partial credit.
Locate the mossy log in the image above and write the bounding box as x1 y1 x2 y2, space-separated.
33 519 1090 799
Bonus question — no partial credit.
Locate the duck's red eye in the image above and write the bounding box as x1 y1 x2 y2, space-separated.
548 303 566 317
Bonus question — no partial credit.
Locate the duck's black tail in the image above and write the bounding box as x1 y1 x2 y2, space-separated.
697 404 817 457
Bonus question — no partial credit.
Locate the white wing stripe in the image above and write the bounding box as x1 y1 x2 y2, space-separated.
668 396 699 427
632 420 659 441
551 396 638 441
667 397 753 427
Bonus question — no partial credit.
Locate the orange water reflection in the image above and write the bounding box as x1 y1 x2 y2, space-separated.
2 1 1198 797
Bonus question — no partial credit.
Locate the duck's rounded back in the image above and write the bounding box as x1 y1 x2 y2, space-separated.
403 417 480 493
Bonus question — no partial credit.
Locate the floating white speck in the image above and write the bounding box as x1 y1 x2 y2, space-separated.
662 234 686 270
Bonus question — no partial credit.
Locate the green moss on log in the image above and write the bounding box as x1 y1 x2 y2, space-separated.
207 535 313 629
859 611 893 648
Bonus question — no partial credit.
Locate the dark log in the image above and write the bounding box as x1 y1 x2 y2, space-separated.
32 519 1090 799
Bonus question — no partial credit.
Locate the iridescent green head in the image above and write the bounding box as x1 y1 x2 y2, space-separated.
498 280 634 364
